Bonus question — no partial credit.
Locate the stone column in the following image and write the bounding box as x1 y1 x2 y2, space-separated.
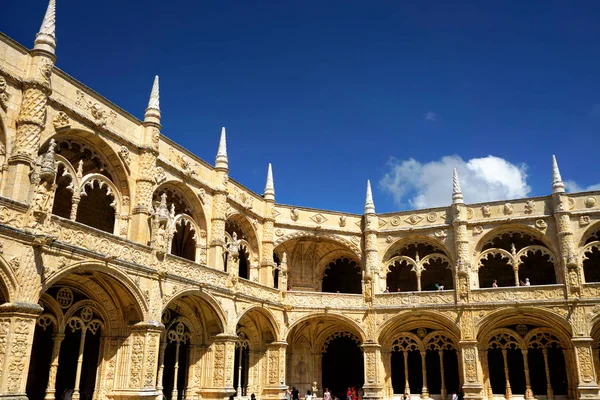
44 333 65 400
420 350 430 399
71 327 88 400
157 341 168 391
451 169 471 302
130 76 161 245
458 341 486 400
439 350 447 400
4 3 56 202
363 180 379 300
362 342 383 400
541 348 554 400
572 338 600 399
0 302 43 400
208 128 229 272
521 349 533 400
550 156 581 295
261 164 276 287
501 349 512 400
264 342 287 399
199 334 237 400
403 351 410 395
172 342 181 400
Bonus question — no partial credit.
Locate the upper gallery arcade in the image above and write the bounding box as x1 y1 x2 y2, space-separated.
1 2 600 400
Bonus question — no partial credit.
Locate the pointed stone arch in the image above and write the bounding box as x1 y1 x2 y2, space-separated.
377 311 461 350
382 235 453 264
235 305 280 342
163 288 227 339
153 180 208 232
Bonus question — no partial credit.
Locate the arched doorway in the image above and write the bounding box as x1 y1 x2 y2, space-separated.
26 267 145 400
159 292 224 400
582 227 600 283
321 333 364 399
286 316 365 400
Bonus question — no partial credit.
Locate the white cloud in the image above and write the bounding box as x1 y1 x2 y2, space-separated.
423 111 438 121
564 180 600 193
379 155 531 209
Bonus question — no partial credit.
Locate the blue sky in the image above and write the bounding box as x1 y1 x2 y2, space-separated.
3 1 600 214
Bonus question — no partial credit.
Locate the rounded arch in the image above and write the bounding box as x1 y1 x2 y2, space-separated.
41 131 131 200
80 173 122 214
285 312 367 343
578 221 600 247
382 235 453 264
163 288 227 337
153 180 207 230
377 310 461 349
0 254 19 303
226 213 260 261
476 308 572 347
40 261 149 323
473 224 558 256
273 232 362 261
236 305 280 343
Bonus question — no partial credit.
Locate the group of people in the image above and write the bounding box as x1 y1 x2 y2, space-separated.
491 278 530 287
383 282 445 293
286 386 364 400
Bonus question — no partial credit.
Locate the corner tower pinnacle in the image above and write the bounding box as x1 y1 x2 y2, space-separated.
552 155 565 194
215 127 228 171
365 180 375 214
34 0 57 56
452 168 464 204
264 163 275 201
144 75 161 126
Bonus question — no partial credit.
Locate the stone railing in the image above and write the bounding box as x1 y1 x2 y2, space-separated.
374 290 456 307
581 283 600 299
470 284 565 303
285 291 365 309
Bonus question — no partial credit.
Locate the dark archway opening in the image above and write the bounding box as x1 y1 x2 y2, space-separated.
163 342 190 400
76 181 115 233
239 246 249 280
322 336 363 399
487 349 525 395
421 259 453 291
232 346 250 397
479 254 515 288
584 246 600 283
55 327 101 400
171 221 196 262
518 252 556 285
322 258 361 294
51 164 73 219
506 349 525 394
387 261 417 292
273 252 280 289
26 323 53 400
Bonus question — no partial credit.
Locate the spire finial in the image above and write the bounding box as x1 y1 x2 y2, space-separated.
215 127 228 170
365 180 376 214
147 75 160 111
552 155 565 194
452 168 464 204
264 163 275 201
34 0 57 54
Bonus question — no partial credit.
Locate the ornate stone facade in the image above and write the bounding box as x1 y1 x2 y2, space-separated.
1 3 600 400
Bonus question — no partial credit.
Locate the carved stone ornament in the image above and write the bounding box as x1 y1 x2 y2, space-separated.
390 216 401 226
0 75 9 110
426 212 437 222
378 218 387 228
386 235 393 243
466 207 474 220
434 229 447 238
535 219 548 230
339 215 346 227
56 287 74 309
481 205 491 218
585 197 596 208
311 213 327 224
119 146 131 171
275 228 283 236
580 216 591 227
524 200 536 214
52 111 70 130
503 203 514 215
75 90 117 127
290 208 299 221
197 188 206 203
154 166 167 185
472 225 483 235
405 214 423 225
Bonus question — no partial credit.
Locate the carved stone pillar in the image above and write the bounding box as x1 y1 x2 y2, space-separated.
208 183 228 271
0 302 43 400
521 349 534 400
130 148 158 245
199 334 237 400
261 164 276 287
458 341 485 400
403 351 410 395
44 333 65 400
362 342 383 400
572 338 600 399
501 349 512 400
452 170 472 302
439 350 447 400
4 52 54 202
363 181 380 295
420 350 430 399
541 348 554 400
264 342 287 399
157 340 168 391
